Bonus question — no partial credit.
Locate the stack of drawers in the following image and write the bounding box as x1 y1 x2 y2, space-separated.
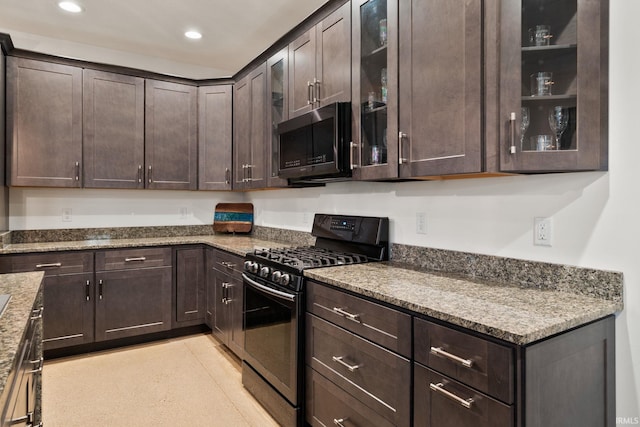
413 318 514 427
305 280 412 427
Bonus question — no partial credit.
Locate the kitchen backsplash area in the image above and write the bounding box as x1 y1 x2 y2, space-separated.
1 224 623 307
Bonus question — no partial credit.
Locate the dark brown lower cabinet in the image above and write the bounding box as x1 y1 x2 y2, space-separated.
210 249 244 359
175 247 205 326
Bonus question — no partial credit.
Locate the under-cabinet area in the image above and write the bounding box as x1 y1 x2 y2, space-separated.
1 0 609 192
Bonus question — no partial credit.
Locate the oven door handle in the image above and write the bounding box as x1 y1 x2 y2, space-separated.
242 273 296 302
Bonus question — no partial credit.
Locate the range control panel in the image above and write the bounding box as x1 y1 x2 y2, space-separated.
330 218 356 232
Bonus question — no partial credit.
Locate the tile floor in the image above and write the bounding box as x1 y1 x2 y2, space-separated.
42 333 279 426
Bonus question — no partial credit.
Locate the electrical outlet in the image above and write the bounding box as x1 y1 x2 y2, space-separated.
179 207 188 219
416 212 427 234
62 208 72 222
534 217 553 246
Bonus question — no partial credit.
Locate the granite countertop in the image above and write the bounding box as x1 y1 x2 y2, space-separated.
0 272 44 401
0 235 291 257
304 262 622 345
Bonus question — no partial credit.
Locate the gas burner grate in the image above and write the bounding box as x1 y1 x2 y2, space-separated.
251 246 369 269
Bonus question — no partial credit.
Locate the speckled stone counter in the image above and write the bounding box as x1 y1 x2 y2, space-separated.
0 272 44 404
0 235 290 257
304 262 622 345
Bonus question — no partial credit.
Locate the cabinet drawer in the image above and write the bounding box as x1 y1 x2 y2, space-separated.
306 280 412 357
95 247 171 271
212 250 243 275
0 251 93 275
306 313 411 427
306 369 395 427
414 318 514 404
414 363 513 427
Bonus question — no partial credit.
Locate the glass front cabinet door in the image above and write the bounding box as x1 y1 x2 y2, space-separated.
499 0 608 172
351 0 399 180
267 48 289 188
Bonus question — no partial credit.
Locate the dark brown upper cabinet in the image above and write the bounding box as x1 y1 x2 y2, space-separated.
398 0 483 178
266 48 290 188
6 57 83 187
145 79 198 190
233 63 267 190
496 0 608 173
198 84 233 191
83 69 145 189
351 0 399 180
288 1 351 119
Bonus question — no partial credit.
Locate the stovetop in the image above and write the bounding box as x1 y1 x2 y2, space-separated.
251 246 369 270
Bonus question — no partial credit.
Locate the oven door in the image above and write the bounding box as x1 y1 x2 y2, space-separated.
242 273 302 406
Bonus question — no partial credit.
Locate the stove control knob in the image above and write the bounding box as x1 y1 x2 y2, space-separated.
271 271 282 282
280 273 291 286
244 261 259 274
260 266 271 278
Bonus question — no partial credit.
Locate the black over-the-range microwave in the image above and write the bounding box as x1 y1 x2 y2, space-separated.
276 102 352 182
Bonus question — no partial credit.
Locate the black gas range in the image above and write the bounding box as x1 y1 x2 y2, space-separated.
241 214 389 427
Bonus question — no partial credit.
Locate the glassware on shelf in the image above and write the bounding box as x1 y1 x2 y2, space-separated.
520 107 530 150
530 72 553 96
380 68 387 103
528 25 552 47
379 18 387 46
548 106 569 150
532 135 554 151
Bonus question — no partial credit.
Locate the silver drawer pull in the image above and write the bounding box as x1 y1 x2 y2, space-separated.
125 257 146 262
430 346 474 368
30 306 44 320
35 262 62 268
429 382 474 409
333 418 348 427
29 356 44 374
332 356 361 372
221 261 236 268
332 307 361 323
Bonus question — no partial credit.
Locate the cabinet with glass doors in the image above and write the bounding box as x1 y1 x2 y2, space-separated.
351 0 399 180
266 48 289 188
499 0 608 172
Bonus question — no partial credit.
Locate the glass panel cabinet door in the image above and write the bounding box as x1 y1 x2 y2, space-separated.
351 0 399 180
267 48 289 188
499 0 608 172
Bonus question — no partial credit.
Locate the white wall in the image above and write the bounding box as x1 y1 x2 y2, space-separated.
6 0 639 419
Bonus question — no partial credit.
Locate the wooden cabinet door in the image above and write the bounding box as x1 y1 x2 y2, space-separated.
211 273 230 345
94 266 172 341
227 274 244 359
497 0 608 172
6 57 82 187
233 63 267 190
175 247 205 324
398 0 482 178
83 70 144 188
198 85 232 190
42 273 95 350
204 248 215 328
316 1 352 108
145 79 197 190
288 28 316 118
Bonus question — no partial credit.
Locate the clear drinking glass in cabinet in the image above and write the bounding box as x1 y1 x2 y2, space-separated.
520 0 577 152
360 0 388 166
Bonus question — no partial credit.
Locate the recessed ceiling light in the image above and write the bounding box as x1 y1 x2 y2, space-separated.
58 1 82 13
184 31 202 40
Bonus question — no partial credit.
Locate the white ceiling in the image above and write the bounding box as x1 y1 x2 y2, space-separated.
0 0 330 79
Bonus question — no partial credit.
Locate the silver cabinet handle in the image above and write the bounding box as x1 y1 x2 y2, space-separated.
35 262 62 268
332 356 361 372
225 168 230 185
350 141 358 170
332 307 361 323
30 306 44 320
398 132 408 164
430 346 474 368
138 165 142 183
333 418 348 427
509 112 517 154
221 261 236 268
429 382 474 409
86 280 91 301
75 161 80 181
29 356 44 374
307 81 313 105
148 165 153 184
313 78 320 104
10 411 34 425
125 257 147 262
98 279 104 300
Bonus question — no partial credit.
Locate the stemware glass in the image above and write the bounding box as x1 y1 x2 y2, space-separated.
520 107 530 150
548 106 569 150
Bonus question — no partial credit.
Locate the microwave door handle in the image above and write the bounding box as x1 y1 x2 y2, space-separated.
350 141 358 170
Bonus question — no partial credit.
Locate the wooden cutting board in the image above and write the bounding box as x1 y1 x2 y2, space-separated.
213 203 254 233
